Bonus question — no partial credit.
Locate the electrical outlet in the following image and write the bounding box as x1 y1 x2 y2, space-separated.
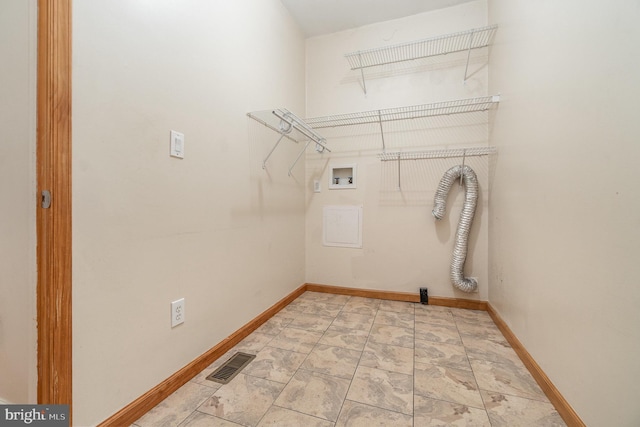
171 298 185 327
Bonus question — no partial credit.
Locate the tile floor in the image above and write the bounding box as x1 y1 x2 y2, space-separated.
132 292 565 426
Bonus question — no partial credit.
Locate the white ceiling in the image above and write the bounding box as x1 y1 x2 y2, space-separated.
280 0 476 37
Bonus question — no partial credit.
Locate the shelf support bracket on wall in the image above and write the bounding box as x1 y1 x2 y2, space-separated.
397 153 401 191
463 31 476 82
262 120 292 169
288 140 313 176
358 53 367 94
378 110 386 153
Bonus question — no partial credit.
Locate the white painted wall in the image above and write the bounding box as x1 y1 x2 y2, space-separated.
488 1 640 425
0 0 38 405
305 1 492 300
72 1 306 424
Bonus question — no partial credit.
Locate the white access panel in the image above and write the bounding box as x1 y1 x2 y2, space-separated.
322 205 363 248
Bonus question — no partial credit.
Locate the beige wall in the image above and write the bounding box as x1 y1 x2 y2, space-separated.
0 0 38 405
305 1 492 300
72 1 306 424
488 1 640 425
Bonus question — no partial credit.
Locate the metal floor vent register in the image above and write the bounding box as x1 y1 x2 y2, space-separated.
206 352 256 384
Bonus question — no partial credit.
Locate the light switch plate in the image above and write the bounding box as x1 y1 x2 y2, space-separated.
170 130 185 159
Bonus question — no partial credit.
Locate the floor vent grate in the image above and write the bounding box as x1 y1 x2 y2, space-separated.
206 352 256 384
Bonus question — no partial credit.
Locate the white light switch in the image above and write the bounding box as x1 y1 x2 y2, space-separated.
170 130 184 158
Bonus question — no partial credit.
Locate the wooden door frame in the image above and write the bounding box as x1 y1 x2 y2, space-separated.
36 0 73 414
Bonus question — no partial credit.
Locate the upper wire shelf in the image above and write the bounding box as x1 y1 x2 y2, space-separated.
345 25 498 93
305 95 500 129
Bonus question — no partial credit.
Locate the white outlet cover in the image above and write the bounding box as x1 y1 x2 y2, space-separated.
170 130 185 159
171 298 185 327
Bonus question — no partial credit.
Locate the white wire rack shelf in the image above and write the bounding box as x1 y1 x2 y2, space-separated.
345 25 498 93
306 94 499 129
380 146 497 190
379 146 497 162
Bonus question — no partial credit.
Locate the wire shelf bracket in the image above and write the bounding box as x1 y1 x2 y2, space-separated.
345 25 498 94
247 109 330 175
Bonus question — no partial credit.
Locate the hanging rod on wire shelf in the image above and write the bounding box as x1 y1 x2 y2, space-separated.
247 108 330 176
345 25 498 94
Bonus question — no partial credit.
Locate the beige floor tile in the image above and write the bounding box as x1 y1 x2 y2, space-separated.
451 308 493 323
197 374 284 427
346 366 413 416
455 319 506 341
414 321 462 345
341 297 381 315
415 309 456 327
335 400 413 427
256 405 334 427
298 291 350 306
414 361 484 409
378 300 416 314
360 340 414 375
288 313 335 332
368 323 414 348
301 344 361 379
178 411 243 426
462 335 524 366
415 304 452 314
254 314 295 336
134 382 217 427
241 346 307 383
232 332 274 354
415 339 471 371
303 301 344 317
471 359 548 402
318 325 368 351
268 327 323 354
331 311 375 331
274 369 350 422
481 390 566 426
374 310 415 329
414 395 491 426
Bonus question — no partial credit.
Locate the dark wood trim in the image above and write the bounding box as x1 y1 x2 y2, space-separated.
36 0 73 414
305 283 420 302
487 304 585 427
99 284 307 427
428 296 487 311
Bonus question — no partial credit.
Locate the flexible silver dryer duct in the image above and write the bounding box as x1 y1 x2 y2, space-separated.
432 164 478 293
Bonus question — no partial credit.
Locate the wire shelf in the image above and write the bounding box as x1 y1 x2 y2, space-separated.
378 146 497 162
345 25 498 70
305 95 500 129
